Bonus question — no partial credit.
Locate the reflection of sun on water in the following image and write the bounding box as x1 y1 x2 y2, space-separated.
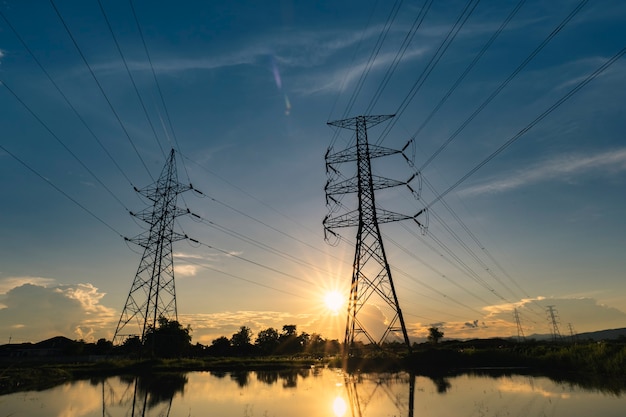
324 291 344 315
332 396 347 417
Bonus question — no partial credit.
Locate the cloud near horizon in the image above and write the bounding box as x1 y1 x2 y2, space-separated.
408 295 626 340
483 296 626 337
0 282 116 343
180 310 314 345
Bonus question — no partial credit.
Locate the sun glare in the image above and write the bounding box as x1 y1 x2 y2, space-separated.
324 291 344 314
332 396 348 417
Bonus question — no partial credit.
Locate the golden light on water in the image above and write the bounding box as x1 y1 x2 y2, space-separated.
332 396 348 417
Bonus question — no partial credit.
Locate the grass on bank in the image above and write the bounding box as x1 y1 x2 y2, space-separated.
2 340 625 395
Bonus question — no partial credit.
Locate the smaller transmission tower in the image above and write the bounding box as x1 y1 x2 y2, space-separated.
324 115 426 357
513 308 525 342
567 323 577 343
113 149 191 345
546 305 562 342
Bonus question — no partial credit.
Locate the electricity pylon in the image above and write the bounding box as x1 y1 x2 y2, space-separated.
324 115 426 356
546 305 562 342
513 308 525 342
113 149 191 345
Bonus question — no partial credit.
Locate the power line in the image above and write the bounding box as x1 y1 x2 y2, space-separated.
0 9 135 187
181 152 323 239
48 0 154 181
409 0 527 143
342 0 403 120
191 186 346 265
419 0 589 171
365 0 434 115
376 0 482 146
128 0 191 183
0 143 124 238
96 0 167 160
384 232 492 309
187 210 337 277
1 79 130 213
182 256 307 300
329 0 404 150
187 237 317 287
327 0 380 122
426 45 626 209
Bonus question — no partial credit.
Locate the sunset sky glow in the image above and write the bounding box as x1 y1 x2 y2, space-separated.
1 0 625 345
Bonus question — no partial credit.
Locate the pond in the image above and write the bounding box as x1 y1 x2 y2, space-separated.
1 368 624 416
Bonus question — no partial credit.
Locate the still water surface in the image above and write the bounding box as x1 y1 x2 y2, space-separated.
2 368 624 416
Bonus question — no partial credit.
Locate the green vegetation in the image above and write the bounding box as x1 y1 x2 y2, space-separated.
2 319 626 395
405 337 626 378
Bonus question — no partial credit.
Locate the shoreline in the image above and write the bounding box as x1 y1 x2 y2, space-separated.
2 346 626 396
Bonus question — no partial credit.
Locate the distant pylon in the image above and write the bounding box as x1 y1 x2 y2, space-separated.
567 322 577 343
513 308 525 342
546 305 562 342
324 115 426 357
113 149 191 345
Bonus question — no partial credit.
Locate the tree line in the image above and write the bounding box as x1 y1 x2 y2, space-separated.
115 318 341 358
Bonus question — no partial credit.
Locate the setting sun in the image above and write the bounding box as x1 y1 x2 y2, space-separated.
324 291 344 314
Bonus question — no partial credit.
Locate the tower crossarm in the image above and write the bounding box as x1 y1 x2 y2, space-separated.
326 175 407 196
375 208 414 224
125 230 188 248
327 114 394 130
323 210 359 229
326 144 400 165
129 205 189 224
324 208 413 230
134 182 192 201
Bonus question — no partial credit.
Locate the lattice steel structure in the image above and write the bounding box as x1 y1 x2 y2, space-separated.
324 115 426 356
513 308 525 342
113 149 191 345
547 305 562 342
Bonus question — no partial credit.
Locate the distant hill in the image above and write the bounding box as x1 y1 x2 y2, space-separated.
34 336 76 349
574 327 626 341
525 327 626 342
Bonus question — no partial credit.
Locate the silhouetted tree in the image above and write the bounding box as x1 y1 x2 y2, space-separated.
306 333 326 355
256 327 280 355
120 336 142 356
144 316 192 357
208 336 231 356
231 326 253 355
325 338 342 356
278 324 301 354
95 338 113 353
427 327 444 344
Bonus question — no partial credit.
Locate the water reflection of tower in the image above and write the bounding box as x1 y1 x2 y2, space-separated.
340 372 416 417
101 373 187 417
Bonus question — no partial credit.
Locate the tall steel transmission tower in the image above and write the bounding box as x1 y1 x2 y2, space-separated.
113 149 191 345
324 115 426 356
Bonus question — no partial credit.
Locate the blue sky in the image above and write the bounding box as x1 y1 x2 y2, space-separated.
0 0 625 345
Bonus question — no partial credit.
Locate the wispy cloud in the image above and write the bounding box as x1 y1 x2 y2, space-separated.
180 310 312 344
0 276 56 294
89 25 387 77
85 23 427 99
461 148 626 196
174 264 198 277
292 46 428 96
